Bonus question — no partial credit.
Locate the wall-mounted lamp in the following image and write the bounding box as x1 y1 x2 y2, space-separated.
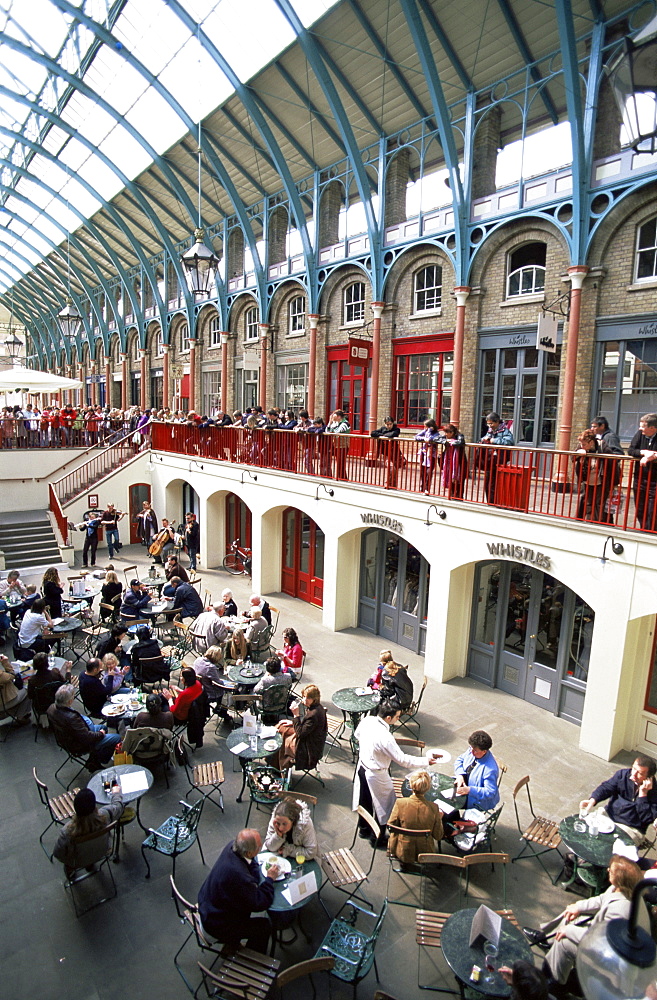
314 484 335 501
425 504 447 526
601 535 624 563
240 470 258 484
188 460 204 472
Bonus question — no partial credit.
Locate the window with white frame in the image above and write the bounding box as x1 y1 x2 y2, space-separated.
180 322 191 353
209 314 222 346
414 265 442 312
155 329 164 356
506 242 546 298
344 281 365 324
245 306 259 341
288 295 305 335
636 218 657 281
202 370 222 415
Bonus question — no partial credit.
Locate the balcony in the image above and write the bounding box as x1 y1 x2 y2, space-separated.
150 423 657 539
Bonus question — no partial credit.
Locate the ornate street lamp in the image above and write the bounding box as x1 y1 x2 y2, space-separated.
57 296 83 342
180 125 218 297
576 877 657 999
604 13 657 153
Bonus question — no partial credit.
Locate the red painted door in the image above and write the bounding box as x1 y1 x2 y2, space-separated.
225 493 252 553
282 508 324 607
129 483 151 544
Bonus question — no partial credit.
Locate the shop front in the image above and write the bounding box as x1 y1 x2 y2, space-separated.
594 314 657 443
358 527 429 654
467 560 593 724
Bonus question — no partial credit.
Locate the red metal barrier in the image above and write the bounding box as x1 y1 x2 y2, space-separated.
150 422 655 535
49 483 68 546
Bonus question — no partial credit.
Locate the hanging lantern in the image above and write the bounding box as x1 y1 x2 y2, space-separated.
604 13 657 153
58 297 83 341
180 228 218 297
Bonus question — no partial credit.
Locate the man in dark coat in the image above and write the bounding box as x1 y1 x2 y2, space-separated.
628 413 657 530
198 829 280 952
47 683 120 768
170 577 204 619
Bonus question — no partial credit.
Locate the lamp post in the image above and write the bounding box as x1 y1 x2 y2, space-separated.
576 878 657 999
604 12 657 153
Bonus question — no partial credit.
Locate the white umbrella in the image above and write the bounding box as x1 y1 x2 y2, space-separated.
0 366 83 392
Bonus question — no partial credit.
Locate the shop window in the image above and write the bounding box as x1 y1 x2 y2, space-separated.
289 295 305 335
180 322 190 353
209 315 221 346
154 329 164 356
277 362 307 410
596 340 657 441
344 282 365 324
506 242 546 298
636 218 657 281
202 370 221 415
245 306 259 341
414 265 442 313
394 352 453 427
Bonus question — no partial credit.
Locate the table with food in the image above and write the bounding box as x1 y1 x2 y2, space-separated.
225 726 283 802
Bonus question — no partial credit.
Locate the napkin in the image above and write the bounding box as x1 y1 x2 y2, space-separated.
281 870 317 905
611 837 638 861
229 742 249 754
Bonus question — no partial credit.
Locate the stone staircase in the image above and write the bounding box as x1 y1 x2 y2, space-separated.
0 512 63 571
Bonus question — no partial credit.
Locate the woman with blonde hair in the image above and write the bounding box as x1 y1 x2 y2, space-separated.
367 649 394 690
387 769 444 863
100 570 122 620
268 684 327 773
41 566 63 619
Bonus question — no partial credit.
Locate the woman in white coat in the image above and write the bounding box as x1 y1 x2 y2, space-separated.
262 798 318 860
353 700 438 845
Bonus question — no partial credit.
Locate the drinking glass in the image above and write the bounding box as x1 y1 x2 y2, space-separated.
483 942 498 983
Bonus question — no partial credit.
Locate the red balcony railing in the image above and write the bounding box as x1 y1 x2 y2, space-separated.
52 431 143 505
49 483 68 546
151 422 657 535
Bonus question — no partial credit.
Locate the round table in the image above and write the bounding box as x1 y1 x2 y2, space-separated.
87 762 154 857
138 575 167 593
50 617 82 658
258 854 322 954
559 814 634 890
401 771 468 810
331 686 380 740
16 654 68 680
226 726 283 802
100 694 143 723
227 663 264 688
440 907 534 997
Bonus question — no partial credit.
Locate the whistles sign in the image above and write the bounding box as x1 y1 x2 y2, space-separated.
348 337 372 367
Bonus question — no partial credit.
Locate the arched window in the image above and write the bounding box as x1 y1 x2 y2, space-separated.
289 295 305 335
414 265 442 312
180 322 190 353
506 242 546 297
245 306 259 341
344 281 365 324
636 218 657 281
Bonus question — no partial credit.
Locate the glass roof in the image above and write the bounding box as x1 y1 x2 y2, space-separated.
0 0 340 289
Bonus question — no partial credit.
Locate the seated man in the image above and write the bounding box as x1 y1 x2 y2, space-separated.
522 854 642 997
243 593 272 626
245 608 269 656
17 597 55 654
119 579 152 620
169 576 204 620
253 655 294 696
78 657 114 717
47 683 121 770
162 553 188 597
198 828 280 954
190 602 228 654
453 729 500 813
130 626 169 685
53 786 124 877
580 753 657 841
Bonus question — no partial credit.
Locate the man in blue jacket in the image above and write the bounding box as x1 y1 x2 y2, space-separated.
170 576 204 619
580 754 657 840
198 829 280 952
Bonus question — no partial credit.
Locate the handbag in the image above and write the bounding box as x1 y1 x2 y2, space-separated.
131 430 141 444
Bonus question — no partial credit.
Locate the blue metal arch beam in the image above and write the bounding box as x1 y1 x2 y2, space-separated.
399 0 469 285
0 85 185 338
0 261 61 355
275 0 382 298
0 261 72 361
556 0 590 264
273 59 344 154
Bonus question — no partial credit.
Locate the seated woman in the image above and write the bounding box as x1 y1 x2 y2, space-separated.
0 652 31 722
263 798 319 860
276 626 303 676
221 588 238 617
388 770 444 864
100 570 122 620
193 645 232 726
96 624 130 667
132 692 174 731
163 666 203 722
380 660 414 710
269 684 327 773
100 653 130 694
53 787 124 877
253 656 294 696
367 649 394 690
27 650 70 700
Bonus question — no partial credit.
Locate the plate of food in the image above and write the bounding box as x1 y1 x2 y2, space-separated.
259 854 291 881
263 739 279 751
104 703 126 717
428 749 451 765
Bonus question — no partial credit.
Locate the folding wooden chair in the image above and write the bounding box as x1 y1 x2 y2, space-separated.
511 775 563 880
319 806 379 917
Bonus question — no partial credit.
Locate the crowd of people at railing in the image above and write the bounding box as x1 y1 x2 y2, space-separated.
0 403 155 449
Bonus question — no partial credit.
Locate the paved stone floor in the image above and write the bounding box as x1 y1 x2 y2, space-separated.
1 543 636 1000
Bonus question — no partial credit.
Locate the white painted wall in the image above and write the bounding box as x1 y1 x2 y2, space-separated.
95 447 657 762
61 452 151 551
0 449 100 510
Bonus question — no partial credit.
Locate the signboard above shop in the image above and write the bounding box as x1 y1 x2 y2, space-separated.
348 336 372 367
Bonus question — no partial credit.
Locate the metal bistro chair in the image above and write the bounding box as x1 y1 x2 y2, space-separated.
250 623 276 665
141 798 205 881
244 763 290 826
259 682 292 725
31 680 62 741
170 874 224 995
385 823 434 908
59 820 119 917
512 775 564 880
32 767 80 858
314 899 388 1000
184 757 225 812
197 949 280 1000
319 806 379 917
390 675 428 737
445 801 505 857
